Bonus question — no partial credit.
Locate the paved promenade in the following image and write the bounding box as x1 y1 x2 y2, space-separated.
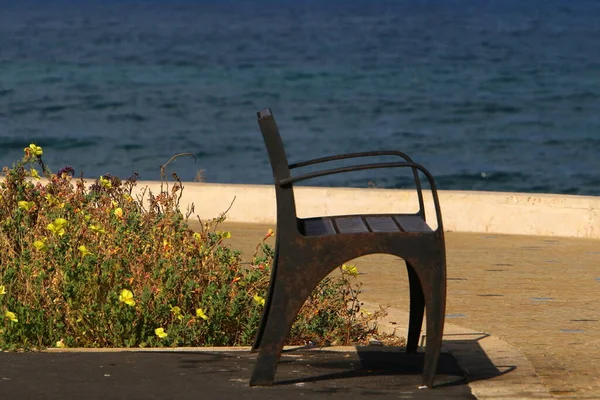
218 221 600 399
3 348 474 399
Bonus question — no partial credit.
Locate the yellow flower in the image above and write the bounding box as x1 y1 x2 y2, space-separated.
114 207 123 218
26 143 43 156
78 245 91 257
5 311 18 322
30 169 41 180
18 201 35 211
170 306 183 321
118 289 135 306
264 228 275 239
341 264 359 277
99 176 112 189
195 308 208 321
193 232 202 241
0 285 6 295
155 327 168 338
89 224 106 234
217 231 231 239
33 239 47 251
47 218 68 236
45 194 56 205
56 339 66 348
253 294 266 307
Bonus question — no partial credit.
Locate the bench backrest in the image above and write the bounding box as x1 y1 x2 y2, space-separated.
257 108 299 227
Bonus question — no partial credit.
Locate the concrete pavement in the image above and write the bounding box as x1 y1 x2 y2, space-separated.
217 221 600 399
3 348 474 399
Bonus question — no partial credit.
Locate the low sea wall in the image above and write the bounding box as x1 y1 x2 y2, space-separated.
125 181 600 239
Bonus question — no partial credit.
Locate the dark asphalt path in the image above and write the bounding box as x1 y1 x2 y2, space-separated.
0 348 475 400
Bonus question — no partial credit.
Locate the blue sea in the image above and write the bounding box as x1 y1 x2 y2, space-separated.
1 0 599 195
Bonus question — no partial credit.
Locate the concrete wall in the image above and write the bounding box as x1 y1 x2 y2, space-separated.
34 178 599 238
121 181 600 239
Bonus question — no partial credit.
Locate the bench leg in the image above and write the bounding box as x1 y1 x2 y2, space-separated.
250 347 282 386
406 262 425 354
419 257 446 388
251 287 272 353
249 269 313 386
251 244 280 353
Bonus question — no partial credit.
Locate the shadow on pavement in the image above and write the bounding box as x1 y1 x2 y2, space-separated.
275 347 467 388
1 347 479 399
442 332 517 383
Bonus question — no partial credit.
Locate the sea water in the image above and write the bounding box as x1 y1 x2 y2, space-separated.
1 0 599 195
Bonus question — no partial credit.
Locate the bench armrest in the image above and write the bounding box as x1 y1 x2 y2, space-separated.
289 151 425 219
278 161 443 233
288 151 416 168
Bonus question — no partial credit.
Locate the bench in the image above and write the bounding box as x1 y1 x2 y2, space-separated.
249 108 447 389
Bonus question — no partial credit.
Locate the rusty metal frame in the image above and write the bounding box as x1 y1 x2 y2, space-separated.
249 108 447 389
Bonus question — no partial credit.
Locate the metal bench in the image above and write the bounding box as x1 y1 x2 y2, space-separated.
250 108 447 389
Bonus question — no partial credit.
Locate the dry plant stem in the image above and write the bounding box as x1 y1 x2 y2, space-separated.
159 152 196 195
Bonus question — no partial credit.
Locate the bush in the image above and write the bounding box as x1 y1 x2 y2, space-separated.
0 145 381 350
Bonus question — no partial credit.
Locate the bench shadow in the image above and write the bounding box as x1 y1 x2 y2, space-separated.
169 334 514 389
273 333 515 387
441 332 517 383
274 348 466 388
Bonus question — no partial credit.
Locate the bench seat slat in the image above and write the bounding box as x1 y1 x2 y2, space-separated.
301 215 433 236
395 215 433 232
365 216 401 232
302 217 337 236
334 216 369 234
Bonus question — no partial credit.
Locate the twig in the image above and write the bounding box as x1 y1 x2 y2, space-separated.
213 196 236 231
159 152 196 193
222 196 236 215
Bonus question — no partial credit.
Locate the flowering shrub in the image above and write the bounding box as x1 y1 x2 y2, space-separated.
0 145 381 350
